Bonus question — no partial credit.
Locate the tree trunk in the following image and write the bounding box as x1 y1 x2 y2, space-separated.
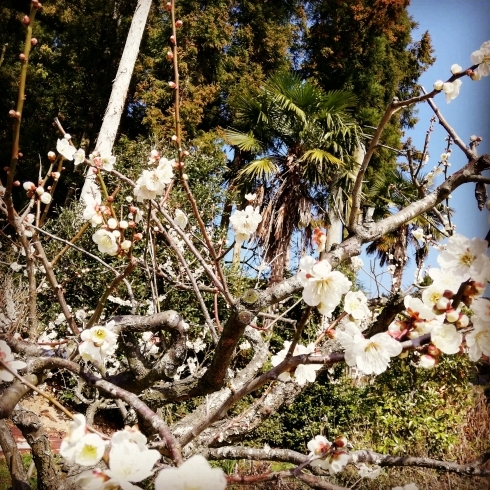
80 0 153 203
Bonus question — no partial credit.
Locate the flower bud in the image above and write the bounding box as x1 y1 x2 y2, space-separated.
408 330 420 340
51 171 60 180
419 354 437 369
150 149 159 159
165 2 172 11
134 233 143 241
64 133 71 140
40 192 52 204
450 63 462 75
19 53 26 61
434 296 450 313
471 70 482 81
31 38 38 46
176 20 183 28
120 239 132 250
182 150 189 157
445 308 459 323
170 35 176 44
455 314 469 328
171 135 178 141
112 229 121 238
128 220 136 228
47 151 56 161
334 436 348 448
119 220 129 229
166 51 173 61
23 181 35 191
13 180 20 187
107 218 118 229
9 110 16 118
427 344 441 357
18 152 23 158
433 80 444 91
36 186 45 196
22 15 30 25
168 81 177 89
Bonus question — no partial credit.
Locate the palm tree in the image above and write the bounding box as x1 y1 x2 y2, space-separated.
225 72 361 283
365 167 448 293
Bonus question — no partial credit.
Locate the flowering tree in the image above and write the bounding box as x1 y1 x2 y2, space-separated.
1 2 490 489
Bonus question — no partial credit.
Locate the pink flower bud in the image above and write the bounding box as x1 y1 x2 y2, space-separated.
334 436 348 448
47 151 56 161
31 38 38 46
427 344 441 357
13 180 20 187
170 35 176 44
165 2 172 11
419 354 437 369
168 81 177 89
119 220 129 229
134 233 143 241
166 51 174 61
22 15 30 25
23 181 35 191
19 53 26 61
176 20 183 28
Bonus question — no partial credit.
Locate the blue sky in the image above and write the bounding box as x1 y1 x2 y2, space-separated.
358 0 490 295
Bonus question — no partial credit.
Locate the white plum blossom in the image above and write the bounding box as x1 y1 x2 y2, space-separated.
428 267 464 295
100 153 117 171
0 340 26 382
311 452 350 475
343 291 370 320
244 193 257 201
437 234 490 283
79 322 118 364
92 229 119 255
307 435 331 456
350 256 364 271
465 321 490 361
298 257 351 317
82 194 104 226
421 284 446 309
230 205 262 244
10 262 24 272
174 209 188 229
61 432 107 466
337 322 365 360
358 463 382 479
134 158 174 202
271 341 322 386
470 40 490 76
57 138 76 160
103 438 161 487
442 79 462 103
404 295 436 322
419 354 437 369
431 323 462 355
40 192 52 205
343 333 403 375
73 148 86 165
154 455 227 490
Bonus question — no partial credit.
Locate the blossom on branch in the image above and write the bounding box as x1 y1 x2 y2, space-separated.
79 321 118 364
470 40 490 76
271 341 322 385
430 323 462 355
56 138 76 160
298 256 351 316
0 340 26 382
92 229 119 255
442 79 462 103
230 205 262 244
465 320 490 361
154 455 227 490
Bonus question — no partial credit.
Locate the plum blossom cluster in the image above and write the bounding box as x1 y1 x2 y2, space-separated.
60 415 226 490
79 320 118 365
307 435 351 475
271 341 322 385
432 40 490 103
388 234 490 368
134 154 174 202
230 205 262 244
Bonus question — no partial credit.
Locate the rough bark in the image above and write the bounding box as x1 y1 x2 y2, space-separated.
0 419 31 490
11 406 60 490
